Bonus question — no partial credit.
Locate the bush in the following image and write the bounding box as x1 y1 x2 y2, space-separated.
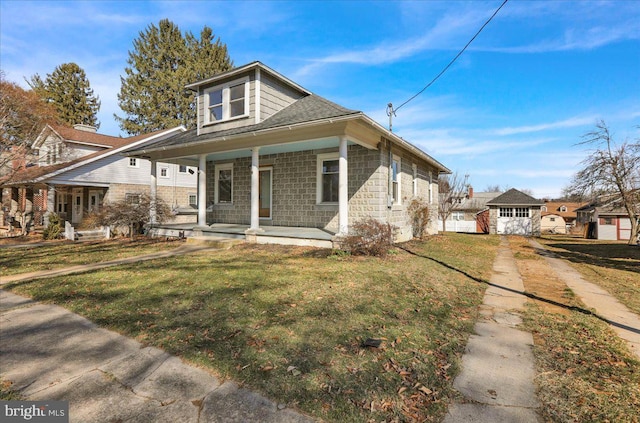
42 213 62 240
407 198 431 239
341 218 396 257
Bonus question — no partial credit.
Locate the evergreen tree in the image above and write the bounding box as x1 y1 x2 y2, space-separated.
28 63 100 128
116 19 232 135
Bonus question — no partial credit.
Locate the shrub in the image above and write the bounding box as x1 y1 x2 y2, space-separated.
42 213 62 240
341 218 396 257
407 198 431 239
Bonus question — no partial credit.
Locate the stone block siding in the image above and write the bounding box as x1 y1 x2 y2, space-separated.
207 146 382 232
205 143 440 239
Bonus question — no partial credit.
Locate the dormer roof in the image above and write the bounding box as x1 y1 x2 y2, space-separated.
186 61 312 95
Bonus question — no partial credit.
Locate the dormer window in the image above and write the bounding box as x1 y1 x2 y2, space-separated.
204 77 249 125
560 205 567 212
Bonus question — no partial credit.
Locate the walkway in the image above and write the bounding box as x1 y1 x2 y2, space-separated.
444 237 541 422
1 293 313 423
529 239 640 359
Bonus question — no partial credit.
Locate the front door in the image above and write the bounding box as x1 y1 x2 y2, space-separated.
72 188 83 224
259 168 272 219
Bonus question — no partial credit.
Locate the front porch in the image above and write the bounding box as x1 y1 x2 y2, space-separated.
148 223 336 249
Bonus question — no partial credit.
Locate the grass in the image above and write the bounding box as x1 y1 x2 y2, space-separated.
507 236 640 422
538 235 640 315
4 233 500 422
524 307 640 422
0 237 184 277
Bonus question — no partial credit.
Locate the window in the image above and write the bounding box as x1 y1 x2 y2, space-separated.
129 158 139 168
392 155 401 204
215 163 233 204
429 172 433 203
452 211 464 221
159 167 169 178
515 208 530 218
560 205 567 212
600 217 614 225
499 207 513 217
541 205 547 212
317 153 339 203
125 193 141 205
179 165 187 173
188 194 197 207
550 217 556 222
412 164 418 197
204 77 249 124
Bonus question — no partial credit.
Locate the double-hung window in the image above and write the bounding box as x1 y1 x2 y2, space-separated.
317 153 339 203
204 77 249 124
215 163 233 204
392 155 401 204
159 167 169 178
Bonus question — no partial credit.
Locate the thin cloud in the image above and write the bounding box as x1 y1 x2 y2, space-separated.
492 116 597 136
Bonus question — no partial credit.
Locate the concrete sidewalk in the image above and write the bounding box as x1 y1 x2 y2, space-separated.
530 239 640 359
444 237 541 423
0 289 314 422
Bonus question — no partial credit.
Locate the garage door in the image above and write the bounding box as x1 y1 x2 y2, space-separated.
497 217 532 235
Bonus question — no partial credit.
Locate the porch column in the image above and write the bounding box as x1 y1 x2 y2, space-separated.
198 154 207 226
249 147 261 232
44 185 55 227
150 160 157 224
338 136 349 235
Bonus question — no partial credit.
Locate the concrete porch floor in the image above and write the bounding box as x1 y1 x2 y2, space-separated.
149 223 336 248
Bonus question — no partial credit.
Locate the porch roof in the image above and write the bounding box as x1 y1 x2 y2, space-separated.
125 94 451 173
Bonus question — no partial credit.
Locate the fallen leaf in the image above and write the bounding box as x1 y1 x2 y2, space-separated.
419 386 433 395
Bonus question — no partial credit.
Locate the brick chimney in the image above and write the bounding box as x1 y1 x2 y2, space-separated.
468 186 474 199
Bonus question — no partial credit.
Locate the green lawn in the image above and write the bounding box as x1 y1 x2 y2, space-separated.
4 233 500 422
0 238 183 277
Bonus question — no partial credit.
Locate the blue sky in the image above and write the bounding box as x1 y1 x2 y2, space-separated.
2 0 639 199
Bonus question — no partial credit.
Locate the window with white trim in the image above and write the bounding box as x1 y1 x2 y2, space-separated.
188 194 197 207
159 167 169 178
317 153 339 203
429 172 433 203
215 163 233 204
412 163 418 197
204 77 249 124
179 165 187 173
499 207 513 217
515 208 530 218
129 158 139 168
125 193 141 205
560 205 567 212
392 155 401 204
452 211 464 221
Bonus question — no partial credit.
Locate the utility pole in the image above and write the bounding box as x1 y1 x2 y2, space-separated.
386 103 395 132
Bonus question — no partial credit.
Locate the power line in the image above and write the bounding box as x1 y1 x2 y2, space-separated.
387 0 509 129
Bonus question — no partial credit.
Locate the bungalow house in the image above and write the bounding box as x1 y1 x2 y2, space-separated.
540 201 585 234
125 61 450 247
576 199 636 241
1 124 197 236
486 188 544 236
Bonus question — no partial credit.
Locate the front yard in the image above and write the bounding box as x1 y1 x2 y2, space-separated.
4 234 499 422
3 233 639 422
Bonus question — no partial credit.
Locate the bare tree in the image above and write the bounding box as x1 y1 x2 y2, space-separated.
438 172 469 232
566 120 640 245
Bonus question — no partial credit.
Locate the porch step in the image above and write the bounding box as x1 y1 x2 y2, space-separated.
75 230 106 242
186 236 244 249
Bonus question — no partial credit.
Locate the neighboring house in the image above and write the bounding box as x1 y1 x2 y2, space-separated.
540 201 586 234
438 187 502 233
486 189 544 236
1 124 197 234
125 61 450 246
576 200 635 241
